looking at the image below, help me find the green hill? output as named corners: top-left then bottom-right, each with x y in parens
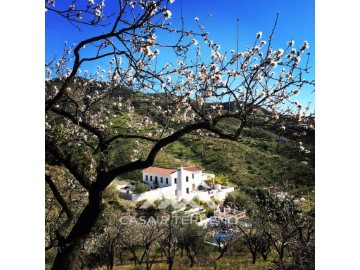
top-left (108, 89), bottom-right (315, 192)
top-left (46, 80), bottom-right (315, 193)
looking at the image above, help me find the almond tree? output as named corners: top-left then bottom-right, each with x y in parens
top-left (45, 0), bottom-right (314, 269)
top-left (178, 222), bottom-right (209, 267)
top-left (236, 218), bottom-right (271, 264)
top-left (138, 221), bottom-right (164, 270)
top-left (158, 213), bottom-right (181, 270)
top-left (116, 219), bottom-right (143, 266)
top-left (247, 188), bottom-right (315, 270)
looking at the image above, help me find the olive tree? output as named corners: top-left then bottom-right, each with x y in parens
top-left (45, 0), bottom-right (314, 269)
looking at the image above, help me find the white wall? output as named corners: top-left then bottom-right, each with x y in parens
top-left (142, 168), bottom-right (206, 195)
top-left (121, 185), bottom-right (234, 203)
top-left (135, 186), bottom-right (177, 201)
top-left (143, 172), bottom-right (177, 188)
top-left (177, 168), bottom-right (203, 196)
top-left (136, 167), bottom-right (235, 203)
top-left (172, 186), bottom-right (234, 202)
top-left (192, 170), bottom-right (203, 187)
top-left (119, 191), bottom-right (136, 200)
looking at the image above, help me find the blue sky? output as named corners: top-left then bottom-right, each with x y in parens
top-left (46, 0), bottom-right (315, 111)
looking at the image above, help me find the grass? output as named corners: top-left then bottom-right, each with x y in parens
top-left (91, 252), bottom-right (276, 270)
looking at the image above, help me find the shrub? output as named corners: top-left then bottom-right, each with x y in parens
top-left (133, 182), bottom-right (149, 194)
top-left (205, 207), bottom-right (214, 217)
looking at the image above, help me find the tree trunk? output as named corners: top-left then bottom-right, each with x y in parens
top-left (251, 251), bottom-right (257, 264)
top-left (189, 257), bottom-right (195, 267)
top-left (186, 249), bottom-right (196, 267)
top-left (52, 190), bottom-right (103, 270)
top-left (261, 253), bottom-right (268, 261)
top-left (278, 245), bottom-right (285, 270)
top-left (130, 248), bottom-right (139, 265)
top-left (168, 259), bottom-right (174, 270)
top-left (118, 250), bottom-right (123, 265)
top-left (108, 242), bottom-right (115, 270)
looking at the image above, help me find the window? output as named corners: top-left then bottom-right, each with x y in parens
top-left (150, 176), bottom-right (152, 181)
top-left (174, 178), bottom-right (177, 184)
top-left (186, 187), bottom-right (189, 193)
top-left (192, 173), bottom-right (194, 179)
top-left (146, 175), bottom-right (148, 181)
top-left (166, 178), bottom-right (168, 184)
top-left (161, 177), bottom-right (163, 183)
top-left (186, 176), bottom-right (189, 182)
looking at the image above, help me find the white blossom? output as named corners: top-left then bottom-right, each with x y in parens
top-left (270, 61), bottom-right (278, 67)
top-left (128, 77), bottom-right (135, 84)
top-left (163, 10), bottom-right (172, 20)
top-left (166, 76), bottom-right (172, 84)
top-left (301, 41), bottom-right (309, 51)
top-left (277, 49), bottom-right (284, 56)
top-left (94, 8), bottom-right (101, 17)
top-left (293, 56), bottom-right (301, 63)
top-left (288, 39), bottom-right (295, 46)
top-left (144, 46), bottom-right (152, 56)
top-left (227, 69), bottom-right (235, 76)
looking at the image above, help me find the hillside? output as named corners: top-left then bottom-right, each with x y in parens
top-left (107, 89), bottom-right (315, 193)
top-left (46, 79), bottom-right (315, 193)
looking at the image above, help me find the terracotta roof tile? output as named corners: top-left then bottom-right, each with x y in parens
top-left (183, 166), bottom-right (202, 172)
top-left (142, 166), bottom-right (177, 175)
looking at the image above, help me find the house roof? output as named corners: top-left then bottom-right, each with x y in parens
top-left (183, 166), bottom-right (202, 172)
top-left (142, 166), bottom-right (177, 175)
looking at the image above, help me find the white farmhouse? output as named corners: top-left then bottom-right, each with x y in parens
top-left (118, 165), bottom-right (234, 202)
top-left (142, 166), bottom-right (214, 197)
